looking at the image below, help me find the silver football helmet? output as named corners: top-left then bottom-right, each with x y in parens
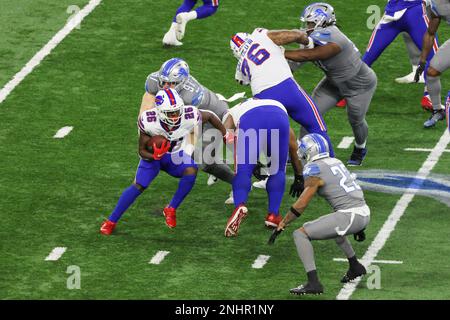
top-left (158, 58), bottom-right (190, 91)
top-left (297, 133), bottom-right (330, 164)
top-left (300, 2), bottom-right (336, 32)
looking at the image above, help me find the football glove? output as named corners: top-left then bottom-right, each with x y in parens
top-left (253, 162), bottom-right (268, 181)
top-left (289, 175), bottom-right (304, 198)
top-left (223, 131), bottom-right (235, 144)
top-left (153, 140), bottom-right (171, 160)
top-left (414, 61), bottom-right (426, 83)
top-left (353, 228), bottom-right (366, 242)
top-left (268, 228), bottom-right (284, 245)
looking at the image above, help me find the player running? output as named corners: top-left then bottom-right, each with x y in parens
top-left (268, 133), bottom-right (370, 295)
top-left (222, 98), bottom-right (304, 235)
top-left (163, 0), bottom-right (220, 46)
top-left (415, 0), bottom-right (450, 128)
top-left (142, 58), bottom-right (235, 204)
top-left (284, 2), bottom-right (377, 166)
top-left (100, 88), bottom-right (232, 235)
top-left (229, 28), bottom-right (335, 158)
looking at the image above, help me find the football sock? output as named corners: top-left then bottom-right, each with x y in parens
top-left (108, 184), bottom-right (142, 223)
top-left (348, 255), bottom-right (360, 269)
top-left (195, 5), bottom-right (217, 19)
top-left (172, 0), bottom-right (196, 22)
top-left (232, 169), bottom-right (252, 207)
top-left (427, 75), bottom-right (443, 111)
top-left (354, 140), bottom-right (367, 149)
top-left (266, 171), bottom-right (285, 214)
top-left (335, 236), bottom-right (356, 259)
top-left (202, 163), bottom-right (234, 184)
top-left (306, 270), bottom-right (320, 284)
top-left (293, 229), bottom-right (316, 273)
top-left (169, 174), bottom-right (196, 208)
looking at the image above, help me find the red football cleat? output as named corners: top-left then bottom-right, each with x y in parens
top-left (100, 220), bottom-right (116, 235)
top-left (265, 213), bottom-right (282, 228)
top-left (421, 95), bottom-right (433, 112)
top-left (336, 99), bottom-right (347, 108)
top-left (225, 205), bottom-right (249, 237)
top-left (163, 206), bottom-right (177, 228)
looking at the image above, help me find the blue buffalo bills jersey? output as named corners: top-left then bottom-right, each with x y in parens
top-left (385, 0), bottom-right (423, 14)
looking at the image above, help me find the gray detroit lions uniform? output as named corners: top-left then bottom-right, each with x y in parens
top-left (429, 0), bottom-right (450, 73)
top-left (299, 26), bottom-right (377, 146)
top-left (145, 72), bottom-right (234, 183)
top-left (302, 157), bottom-right (370, 240)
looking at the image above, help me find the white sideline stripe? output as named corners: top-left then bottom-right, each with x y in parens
top-left (54, 126), bottom-right (74, 138)
top-left (0, 0), bottom-right (103, 104)
top-left (217, 92), bottom-right (246, 103)
top-left (149, 251), bottom-right (170, 265)
top-left (333, 258), bottom-right (403, 265)
top-left (404, 148), bottom-right (450, 153)
top-left (252, 255), bottom-right (270, 269)
top-left (337, 136), bottom-right (354, 149)
top-left (45, 247), bottom-right (67, 261)
top-left (337, 130), bottom-right (450, 300)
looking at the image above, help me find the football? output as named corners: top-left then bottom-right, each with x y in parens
top-left (147, 135), bottom-right (169, 152)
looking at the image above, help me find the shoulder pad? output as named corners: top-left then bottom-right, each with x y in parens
top-left (191, 89), bottom-right (205, 106)
top-left (303, 163), bottom-right (321, 178)
top-left (310, 30), bottom-right (331, 45)
top-left (145, 73), bottom-right (159, 94)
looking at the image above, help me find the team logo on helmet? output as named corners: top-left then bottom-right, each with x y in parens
top-left (155, 95), bottom-right (164, 106)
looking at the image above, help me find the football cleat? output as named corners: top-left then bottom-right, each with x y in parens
top-left (207, 174), bottom-right (218, 186)
top-left (336, 98), bottom-right (347, 108)
top-left (162, 28), bottom-right (183, 47)
top-left (175, 12), bottom-right (191, 41)
top-left (341, 262), bottom-right (367, 283)
top-left (265, 213), bottom-right (282, 228)
top-left (421, 95), bottom-right (434, 112)
top-left (163, 206), bottom-right (177, 228)
top-left (252, 177), bottom-right (268, 189)
top-left (395, 66), bottom-right (425, 84)
top-left (100, 220), bottom-right (116, 235)
top-left (225, 205), bottom-right (248, 237)
top-left (347, 146), bottom-right (367, 166)
top-left (424, 109), bottom-right (446, 128)
top-left (289, 282), bottom-right (324, 295)
top-left (224, 191), bottom-right (234, 205)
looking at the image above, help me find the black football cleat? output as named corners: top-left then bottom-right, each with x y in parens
top-left (347, 146), bottom-right (367, 166)
top-left (289, 282), bottom-right (324, 295)
top-left (341, 263), bottom-right (367, 283)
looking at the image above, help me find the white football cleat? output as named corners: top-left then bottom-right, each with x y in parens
top-left (224, 191), bottom-right (234, 205)
top-left (162, 25), bottom-right (183, 47)
top-left (395, 66), bottom-right (424, 84)
top-left (175, 12), bottom-right (195, 41)
top-left (252, 177), bottom-right (268, 189)
top-left (207, 174), bottom-right (218, 186)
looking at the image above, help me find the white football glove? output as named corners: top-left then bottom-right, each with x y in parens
top-left (235, 68), bottom-right (250, 86)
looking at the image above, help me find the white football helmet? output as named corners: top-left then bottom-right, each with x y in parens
top-left (230, 32), bottom-right (249, 59)
top-left (298, 133), bottom-right (330, 164)
top-left (154, 88), bottom-right (185, 126)
top-left (300, 2), bottom-right (336, 32)
top-left (158, 58), bottom-right (190, 91)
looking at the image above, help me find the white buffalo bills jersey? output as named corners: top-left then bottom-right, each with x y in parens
top-left (138, 106), bottom-right (201, 153)
top-left (235, 28), bottom-right (293, 95)
top-left (225, 98), bottom-right (287, 124)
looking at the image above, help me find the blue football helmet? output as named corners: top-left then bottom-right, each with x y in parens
top-left (158, 58), bottom-right (190, 91)
top-left (298, 133), bottom-right (330, 164)
top-left (300, 2), bottom-right (336, 32)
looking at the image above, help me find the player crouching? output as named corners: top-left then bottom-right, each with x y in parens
top-left (100, 88), bottom-right (231, 235)
top-left (268, 133), bottom-right (369, 295)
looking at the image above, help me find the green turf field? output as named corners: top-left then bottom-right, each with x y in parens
top-left (1, 0), bottom-right (449, 300)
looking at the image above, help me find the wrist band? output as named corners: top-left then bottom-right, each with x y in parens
top-left (290, 206), bottom-right (301, 217)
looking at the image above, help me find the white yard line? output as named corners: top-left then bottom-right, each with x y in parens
top-left (54, 126), bottom-right (74, 138)
top-left (0, 0), bottom-right (103, 104)
top-left (404, 148), bottom-right (450, 153)
top-left (337, 136), bottom-right (354, 149)
top-left (333, 258), bottom-right (403, 265)
top-left (251, 255), bottom-right (271, 269)
top-left (337, 129), bottom-right (450, 300)
top-left (149, 251), bottom-right (170, 265)
top-left (45, 247), bottom-right (67, 261)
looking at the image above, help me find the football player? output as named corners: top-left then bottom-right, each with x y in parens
top-left (359, 0), bottom-right (439, 111)
top-left (100, 88), bottom-right (232, 235)
top-left (222, 98), bottom-right (304, 235)
top-left (284, 2), bottom-right (377, 166)
top-left (162, 0), bottom-right (219, 46)
top-left (229, 29), bottom-right (335, 158)
top-left (415, 0), bottom-right (450, 128)
top-left (142, 58), bottom-right (235, 204)
top-left (269, 133), bottom-right (370, 295)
